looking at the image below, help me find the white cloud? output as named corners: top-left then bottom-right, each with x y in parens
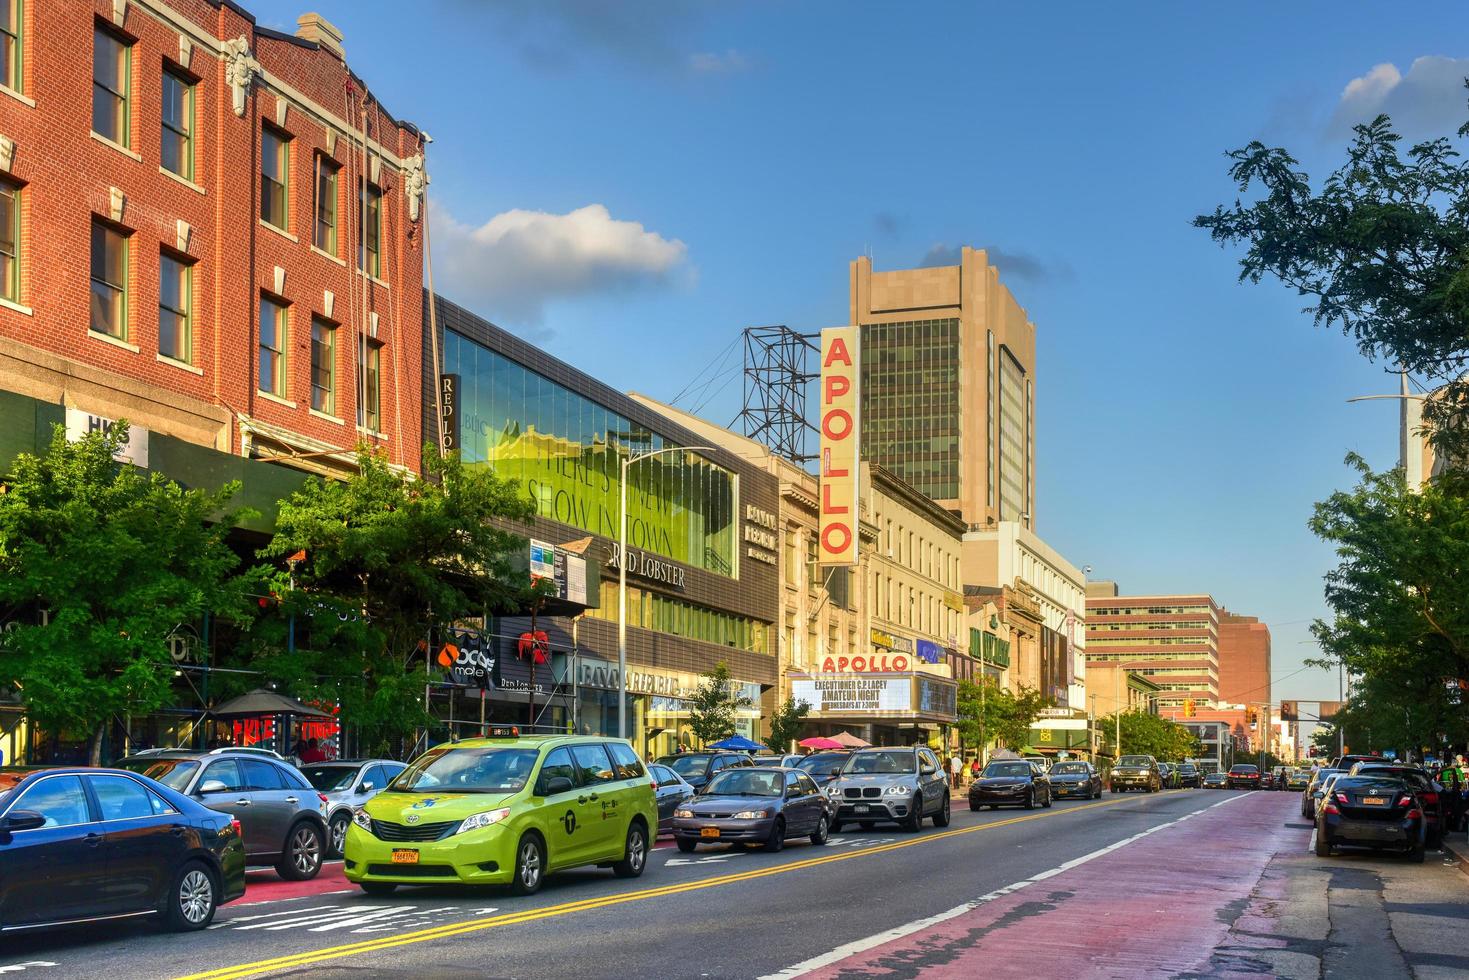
top-left (431, 203), bottom-right (689, 327)
top-left (1330, 56), bottom-right (1469, 137)
top-left (689, 49), bottom-right (750, 74)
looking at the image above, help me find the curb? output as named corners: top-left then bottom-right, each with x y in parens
top-left (1443, 834), bottom-right (1469, 878)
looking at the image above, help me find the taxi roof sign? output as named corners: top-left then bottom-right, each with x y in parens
top-left (486, 725), bottom-right (521, 738)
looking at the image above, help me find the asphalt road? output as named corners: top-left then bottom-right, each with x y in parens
top-left (1, 787), bottom-right (1252, 980)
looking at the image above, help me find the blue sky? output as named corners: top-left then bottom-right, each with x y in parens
top-left (255, 1), bottom-right (1468, 707)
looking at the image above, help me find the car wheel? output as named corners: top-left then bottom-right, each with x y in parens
top-left (676, 838), bottom-right (697, 853)
top-left (161, 861), bottom-right (217, 932)
top-left (1024, 790), bottom-right (1035, 810)
top-left (1315, 830), bottom-right (1332, 858)
top-left (511, 834), bottom-right (546, 895)
top-left (811, 814), bottom-right (830, 846)
top-left (359, 881), bottom-right (398, 896)
top-left (933, 794), bottom-right (951, 827)
top-left (276, 822), bottom-right (324, 881)
top-left (1042, 790), bottom-right (1052, 808)
top-left (763, 817), bottom-right (786, 852)
top-left (328, 813), bottom-right (350, 858)
top-left (969, 802), bottom-right (980, 812)
top-left (613, 822), bottom-right (647, 878)
top-left (904, 795), bottom-right (923, 832)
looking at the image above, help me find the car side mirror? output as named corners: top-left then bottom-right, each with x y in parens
top-left (540, 776), bottom-right (574, 796)
top-left (920, 765), bottom-right (935, 775)
top-left (360, 782), bottom-right (375, 793)
top-left (1, 809), bottom-right (46, 833)
top-left (197, 779), bottom-right (229, 795)
top-left (786, 786), bottom-right (802, 799)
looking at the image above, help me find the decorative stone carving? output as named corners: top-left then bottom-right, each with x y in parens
top-left (178, 35), bottom-right (192, 69)
top-left (176, 219), bottom-right (191, 253)
top-left (0, 135), bottom-right (14, 173)
top-left (323, 290), bottom-right (335, 319)
top-left (223, 36), bottom-right (260, 118)
top-left (273, 266), bottom-right (286, 295)
top-left (404, 153), bottom-right (428, 223)
top-left (109, 187), bottom-right (125, 223)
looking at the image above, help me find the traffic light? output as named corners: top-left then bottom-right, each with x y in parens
top-left (1183, 699), bottom-right (1195, 718)
top-left (1246, 707), bottom-right (1257, 729)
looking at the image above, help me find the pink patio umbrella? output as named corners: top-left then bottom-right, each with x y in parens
top-left (798, 736), bottom-right (844, 750)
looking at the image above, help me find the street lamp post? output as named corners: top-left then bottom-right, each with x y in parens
top-left (618, 445), bottom-right (717, 741)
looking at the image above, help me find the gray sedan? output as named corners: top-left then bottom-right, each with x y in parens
top-left (299, 760), bottom-right (406, 856)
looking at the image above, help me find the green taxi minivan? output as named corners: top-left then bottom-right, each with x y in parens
top-left (344, 729), bottom-right (658, 895)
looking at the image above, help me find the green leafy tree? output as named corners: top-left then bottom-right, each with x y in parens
top-left (1098, 711), bottom-right (1201, 762)
top-left (248, 448), bottom-right (534, 756)
top-left (764, 696), bottom-right (810, 754)
top-left (0, 424), bottom-right (244, 765)
top-left (687, 661), bottom-right (754, 746)
top-left (956, 677), bottom-right (1051, 753)
top-left (1195, 107), bottom-right (1469, 462)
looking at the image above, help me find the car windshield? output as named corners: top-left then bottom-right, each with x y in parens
top-left (985, 762), bottom-right (1032, 778)
top-left (705, 770), bottom-right (783, 797)
top-left (1050, 763), bottom-right (1087, 775)
top-left (660, 755), bottom-right (712, 777)
top-left (116, 758), bottom-right (199, 792)
top-left (391, 747), bottom-right (539, 793)
top-left (841, 751), bottom-right (916, 775)
top-left (301, 765), bottom-right (360, 792)
top-left (1118, 756), bottom-right (1152, 767)
top-left (797, 754), bottom-right (847, 775)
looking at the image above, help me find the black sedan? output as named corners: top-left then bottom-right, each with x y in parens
top-left (970, 760), bottom-right (1052, 810)
top-left (671, 767), bottom-right (832, 853)
top-left (1176, 763), bottom-right (1202, 788)
top-left (1227, 764), bottom-right (1261, 790)
top-left (1047, 761), bottom-right (1102, 800)
top-left (0, 767), bottom-right (246, 933)
top-left (1203, 772), bottom-right (1229, 789)
top-left (1316, 775), bottom-right (1425, 862)
top-left (795, 751), bottom-right (851, 787)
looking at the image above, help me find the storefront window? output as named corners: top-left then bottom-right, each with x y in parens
top-left (586, 582), bottom-right (769, 654)
top-left (447, 331), bottom-right (737, 576)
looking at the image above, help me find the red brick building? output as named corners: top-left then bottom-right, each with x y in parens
top-left (1217, 610), bottom-right (1272, 718)
top-left (0, 0), bottom-right (427, 476)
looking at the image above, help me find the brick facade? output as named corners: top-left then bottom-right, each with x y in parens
top-left (0, 0), bottom-right (425, 475)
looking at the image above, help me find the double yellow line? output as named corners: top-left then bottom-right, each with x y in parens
top-left (180, 792), bottom-right (1171, 980)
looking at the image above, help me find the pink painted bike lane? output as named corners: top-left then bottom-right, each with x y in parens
top-left (798, 792), bottom-right (1305, 980)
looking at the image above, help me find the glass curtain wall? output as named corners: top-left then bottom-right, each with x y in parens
top-left (445, 330), bottom-right (737, 576)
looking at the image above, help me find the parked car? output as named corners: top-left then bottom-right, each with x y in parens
top-left (825, 746), bottom-right (951, 832)
top-left (117, 749), bottom-right (330, 880)
top-left (1259, 770), bottom-right (1277, 790)
top-left (1203, 771), bottom-right (1229, 789)
top-left (1047, 761), bottom-right (1102, 800)
top-left (1176, 763), bottom-right (1202, 788)
top-left (346, 729), bottom-right (657, 896)
top-left (0, 767), bottom-right (246, 932)
top-left (672, 767), bottom-right (832, 852)
top-left (1328, 754), bottom-right (1385, 771)
top-left (971, 759), bottom-right (1053, 810)
top-left (750, 754), bottom-right (804, 768)
top-left (795, 751), bottom-right (851, 787)
top-left (1227, 764), bottom-right (1262, 790)
top-left (1350, 764), bottom-right (1444, 849)
top-left (1286, 769), bottom-right (1311, 792)
top-left (299, 759), bottom-right (407, 857)
top-left (1159, 763), bottom-right (1182, 789)
top-left (1303, 768), bottom-right (1342, 818)
top-left (1110, 755), bottom-right (1162, 793)
top-left (1315, 774), bottom-right (1425, 862)
top-left (648, 763), bottom-right (696, 834)
top-left (653, 751), bottom-right (755, 793)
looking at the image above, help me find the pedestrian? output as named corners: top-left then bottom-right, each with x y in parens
top-left (950, 753), bottom-right (963, 790)
top-left (971, 758), bottom-right (982, 780)
top-left (298, 737), bottom-right (327, 764)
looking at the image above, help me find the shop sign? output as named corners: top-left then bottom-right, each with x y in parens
top-left (916, 676), bottom-right (957, 718)
top-left (529, 539), bottom-right (588, 605)
top-left (438, 626), bottom-right (499, 689)
top-left (742, 504), bottom-right (778, 566)
top-left (439, 374), bottom-right (460, 452)
top-left (870, 628), bottom-right (914, 654)
top-left (915, 639), bottom-right (943, 664)
top-left (792, 676), bottom-right (911, 714)
top-left (607, 543), bottom-right (686, 590)
top-left (817, 327), bottom-right (860, 566)
top-left (820, 653), bottom-right (910, 672)
top-left (65, 408), bottom-right (148, 467)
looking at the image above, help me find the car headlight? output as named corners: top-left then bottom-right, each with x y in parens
top-left (885, 784), bottom-right (911, 796)
top-left (456, 807), bottom-right (512, 835)
top-left (733, 809), bottom-right (770, 820)
top-left (827, 786), bottom-right (842, 798)
top-left (674, 808), bottom-right (694, 819)
top-left (352, 807), bottom-right (372, 832)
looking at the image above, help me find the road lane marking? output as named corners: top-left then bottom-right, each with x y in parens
top-left (760, 791), bottom-right (1252, 979)
top-left (177, 790), bottom-right (1203, 980)
top-left (0, 964), bottom-right (57, 975)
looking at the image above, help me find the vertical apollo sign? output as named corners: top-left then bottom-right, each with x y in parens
top-left (819, 327), bottom-right (860, 565)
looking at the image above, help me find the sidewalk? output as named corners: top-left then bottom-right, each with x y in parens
top-left (798, 793), bottom-right (1469, 979)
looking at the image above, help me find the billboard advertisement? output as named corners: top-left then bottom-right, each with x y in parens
top-left (818, 326), bottom-right (860, 565)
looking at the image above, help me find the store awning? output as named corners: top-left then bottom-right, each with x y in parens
top-left (207, 689), bottom-right (331, 719)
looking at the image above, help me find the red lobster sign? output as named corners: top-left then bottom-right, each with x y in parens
top-left (517, 630), bottom-right (550, 665)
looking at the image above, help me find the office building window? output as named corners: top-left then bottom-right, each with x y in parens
top-left (313, 156), bottom-right (337, 253)
top-left (310, 318), bottom-right (335, 414)
top-left (260, 127), bottom-right (290, 230)
top-left (359, 181), bottom-right (381, 277)
top-left (93, 27), bottom-right (130, 145)
top-left (0, 179), bottom-right (17, 303)
top-left (158, 253), bottom-right (190, 363)
top-left (859, 318), bottom-right (960, 500)
top-left (1, 0), bottom-right (20, 92)
top-left (998, 346), bottom-right (1026, 522)
top-left (358, 337), bottom-right (380, 431)
top-left (258, 296), bottom-right (287, 396)
top-left (89, 219), bottom-right (127, 339)
top-left (161, 68), bottom-right (193, 179)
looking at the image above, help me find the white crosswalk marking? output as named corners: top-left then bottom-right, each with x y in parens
top-left (233, 907), bottom-right (390, 931)
top-left (0, 964), bottom-right (58, 975)
top-left (305, 907), bottom-right (418, 932)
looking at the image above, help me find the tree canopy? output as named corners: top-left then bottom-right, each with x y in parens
top-left (1097, 710), bottom-right (1201, 762)
top-left (764, 695), bottom-right (810, 754)
top-left (955, 677), bottom-right (1051, 753)
top-left (687, 661), bottom-right (753, 745)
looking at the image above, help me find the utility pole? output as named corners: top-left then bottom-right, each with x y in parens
top-left (1347, 368), bottom-right (1427, 490)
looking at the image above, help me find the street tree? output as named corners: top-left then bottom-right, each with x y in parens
top-left (687, 661), bottom-right (754, 746)
top-left (764, 696), bottom-right (810, 754)
top-left (247, 448), bottom-right (534, 757)
top-left (0, 424), bottom-right (244, 765)
top-left (955, 678), bottom-right (1051, 754)
top-left (1098, 711), bottom-right (1201, 762)
top-left (1195, 106), bottom-right (1469, 461)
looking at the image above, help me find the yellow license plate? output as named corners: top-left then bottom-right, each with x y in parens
top-left (700, 827), bottom-right (721, 839)
top-left (391, 849), bottom-right (420, 864)
top-left (1363, 797), bottom-right (1385, 806)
